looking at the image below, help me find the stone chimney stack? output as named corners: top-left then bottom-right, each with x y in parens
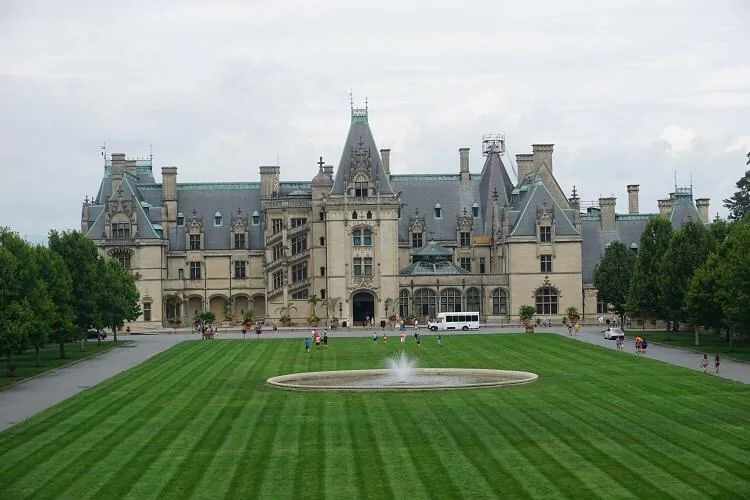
top-left (568, 187), bottom-right (581, 231)
top-left (110, 153), bottom-right (125, 193)
top-left (658, 199), bottom-right (673, 218)
top-left (695, 198), bottom-right (710, 223)
top-left (161, 166), bottom-right (178, 227)
top-left (599, 197), bottom-right (617, 231)
top-left (532, 144), bottom-right (554, 173)
top-left (515, 154), bottom-right (534, 185)
top-left (124, 158), bottom-right (137, 176)
top-left (459, 148), bottom-right (470, 183)
top-left (259, 165), bottom-right (280, 199)
top-left (380, 149), bottom-right (391, 176)
top-left (627, 184), bottom-right (640, 214)
top-left (81, 197), bottom-right (90, 233)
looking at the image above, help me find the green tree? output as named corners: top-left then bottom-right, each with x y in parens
top-left (685, 252), bottom-right (725, 346)
top-left (48, 230), bottom-right (101, 351)
top-left (716, 219), bottom-right (750, 349)
top-left (98, 258), bottom-right (141, 343)
top-left (658, 220), bottom-right (711, 337)
top-left (307, 294), bottom-right (321, 317)
top-left (627, 217), bottom-right (673, 323)
top-left (722, 169), bottom-right (750, 221)
top-left (33, 245), bottom-right (75, 360)
top-left (594, 241), bottom-right (636, 327)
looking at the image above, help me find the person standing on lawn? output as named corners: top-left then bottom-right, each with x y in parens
top-left (701, 354), bottom-right (709, 374)
top-left (714, 354), bottom-right (720, 374)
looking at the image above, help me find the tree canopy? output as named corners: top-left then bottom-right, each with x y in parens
top-left (722, 168), bottom-right (750, 222)
top-left (594, 241), bottom-right (636, 323)
top-left (627, 217), bottom-right (673, 320)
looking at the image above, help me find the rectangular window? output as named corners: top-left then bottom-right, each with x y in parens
top-left (116, 254), bottom-right (131, 270)
top-left (291, 217), bottom-right (307, 228)
top-left (319, 211), bottom-right (324, 221)
top-left (291, 289), bottom-right (308, 300)
top-left (479, 257), bottom-right (486, 274)
top-left (434, 207), bottom-right (442, 218)
top-left (176, 215), bottom-right (185, 226)
top-left (178, 268), bottom-right (184, 280)
top-left (353, 257), bottom-right (362, 276)
top-left (234, 233), bottom-right (246, 249)
top-left (189, 234), bottom-right (201, 250)
top-left (355, 182), bottom-right (368, 197)
top-left (364, 257), bottom-right (373, 275)
top-left (291, 262), bottom-right (308, 283)
top-left (353, 230), bottom-right (361, 246)
top-left (472, 205), bottom-right (479, 218)
top-left (111, 223), bottom-right (130, 239)
top-left (320, 237), bottom-right (325, 246)
top-left (252, 214), bottom-right (260, 225)
top-left (364, 230), bottom-right (372, 246)
top-left (597, 300), bottom-right (608, 314)
top-left (234, 261), bottom-right (246, 279)
top-left (272, 218), bottom-right (283, 234)
top-left (411, 233), bottom-right (423, 248)
top-left (540, 226), bottom-right (552, 243)
top-left (273, 244), bottom-right (284, 260)
top-left (460, 257), bottom-right (471, 272)
top-left (291, 235), bottom-right (307, 255)
top-left (143, 303), bottom-right (151, 321)
top-left (189, 261), bottom-right (201, 280)
top-left (540, 255), bottom-right (552, 273)
top-left (460, 232), bottom-right (471, 247)
top-left (272, 270), bottom-right (284, 289)
top-left (320, 266), bottom-right (326, 276)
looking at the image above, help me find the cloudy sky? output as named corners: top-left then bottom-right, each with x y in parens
top-left (1, 0), bottom-right (748, 242)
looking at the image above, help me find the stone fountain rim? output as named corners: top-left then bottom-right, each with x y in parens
top-left (266, 368), bottom-right (539, 392)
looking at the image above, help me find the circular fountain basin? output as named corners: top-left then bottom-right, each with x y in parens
top-left (266, 368), bottom-right (538, 392)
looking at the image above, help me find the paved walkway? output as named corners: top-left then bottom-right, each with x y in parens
top-left (1, 326), bottom-right (748, 433)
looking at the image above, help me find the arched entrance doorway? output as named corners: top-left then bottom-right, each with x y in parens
top-left (353, 292), bottom-right (375, 326)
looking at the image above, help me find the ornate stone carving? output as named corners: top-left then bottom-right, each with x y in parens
top-left (231, 210), bottom-right (249, 232)
top-left (352, 275), bottom-right (374, 289)
top-left (536, 201), bottom-right (554, 225)
top-left (187, 211), bottom-right (204, 233)
top-left (457, 207), bottom-right (473, 232)
top-left (408, 211), bottom-right (426, 234)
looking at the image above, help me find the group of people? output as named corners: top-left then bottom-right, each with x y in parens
top-left (372, 330), bottom-right (440, 346)
top-left (567, 322), bottom-right (581, 336)
top-left (701, 354), bottom-right (720, 374)
top-left (634, 336), bottom-right (648, 354)
top-left (304, 328), bottom-right (328, 352)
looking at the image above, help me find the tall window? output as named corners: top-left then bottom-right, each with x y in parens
top-left (320, 266), bottom-right (326, 277)
top-left (234, 261), bottom-right (246, 279)
top-left (472, 203), bottom-right (479, 218)
top-left (355, 182), bottom-right (368, 197)
top-left (540, 226), bottom-right (552, 243)
top-left (291, 217), bottom-right (307, 227)
top-left (479, 257), bottom-right (486, 274)
top-left (272, 244), bottom-right (284, 260)
top-left (492, 289), bottom-right (508, 315)
top-left (366, 211), bottom-right (372, 219)
top-left (234, 233), bottom-right (246, 249)
top-left (272, 218), bottom-right (283, 234)
top-left (291, 262), bottom-right (308, 283)
top-left (466, 288), bottom-right (480, 313)
top-left (352, 211), bottom-right (358, 219)
top-left (364, 229), bottom-right (372, 246)
top-left (319, 211), bottom-right (324, 221)
top-left (113, 251), bottom-right (131, 269)
top-left (353, 230), bottom-right (361, 246)
top-left (112, 223), bottom-right (130, 239)
top-left (535, 286), bottom-right (558, 315)
top-left (411, 232), bottom-right (423, 248)
top-left (143, 302), bottom-right (151, 321)
top-left (320, 289), bottom-right (326, 299)
top-left (540, 255), bottom-right (552, 273)
top-left (272, 270), bottom-right (284, 289)
top-left (434, 204), bottom-right (442, 219)
top-left (364, 257), bottom-right (373, 276)
top-left (214, 212), bottom-right (223, 226)
top-left (440, 288), bottom-right (462, 312)
top-left (353, 257), bottom-right (362, 276)
top-left (414, 288), bottom-right (436, 319)
top-left (252, 211), bottom-right (260, 225)
top-left (460, 232), bottom-right (471, 247)
top-left (176, 213), bottom-right (185, 226)
top-left (320, 236), bottom-right (325, 246)
top-left (189, 262), bottom-right (201, 280)
top-left (291, 235), bottom-right (307, 255)
top-left (399, 289), bottom-right (410, 318)
top-left (189, 234), bottom-right (201, 250)
top-left (459, 257), bottom-right (471, 272)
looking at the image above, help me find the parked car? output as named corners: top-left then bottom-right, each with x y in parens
top-left (603, 327), bottom-right (624, 340)
top-left (86, 329), bottom-right (107, 340)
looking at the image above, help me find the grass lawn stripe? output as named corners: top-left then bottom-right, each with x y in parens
top-left (552, 382), bottom-right (735, 498)
top-left (570, 379), bottom-right (750, 492)
top-left (290, 394), bottom-right (326, 499)
top-left (322, 399), bottom-right (358, 498)
top-left (0, 342), bottom-right (197, 486)
top-left (344, 395), bottom-right (390, 499)
top-left (185, 341), bottom-right (276, 498)
top-left (133, 342), bottom-right (250, 499)
top-left (0, 343), bottom-right (188, 460)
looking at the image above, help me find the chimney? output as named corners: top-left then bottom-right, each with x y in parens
top-left (459, 148), bottom-right (470, 183)
top-left (695, 198), bottom-right (710, 224)
top-left (380, 149), bottom-right (391, 176)
top-left (161, 166), bottom-right (178, 225)
top-left (627, 184), bottom-right (640, 214)
top-left (124, 159), bottom-right (137, 176)
top-left (568, 189), bottom-right (581, 231)
top-left (532, 144), bottom-right (554, 173)
top-left (515, 154), bottom-right (534, 185)
top-left (323, 164), bottom-right (334, 176)
top-left (658, 199), bottom-right (673, 218)
top-left (110, 153), bottom-right (125, 192)
top-left (81, 197), bottom-right (90, 233)
top-left (599, 197), bottom-right (616, 231)
top-left (259, 165), bottom-right (280, 199)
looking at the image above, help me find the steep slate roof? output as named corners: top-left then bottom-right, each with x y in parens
top-left (669, 192), bottom-right (702, 226)
top-left (85, 174), bottom-right (160, 240)
top-left (330, 108), bottom-right (394, 196)
top-left (477, 152), bottom-right (515, 233)
top-left (509, 181), bottom-right (579, 237)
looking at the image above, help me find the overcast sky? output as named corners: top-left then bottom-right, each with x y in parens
top-left (1, 0), bottom-right (748, 242)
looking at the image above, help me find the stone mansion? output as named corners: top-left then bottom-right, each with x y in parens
top-left (81, 106), bottom-right (711, 328)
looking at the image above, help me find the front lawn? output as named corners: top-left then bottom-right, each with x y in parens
top-left (0, 334), bottom-right (748, 499)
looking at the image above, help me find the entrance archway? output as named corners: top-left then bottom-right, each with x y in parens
top-left (353, 292), bottom-right (375, 326)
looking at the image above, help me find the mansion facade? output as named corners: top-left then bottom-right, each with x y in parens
top-left (81, 106), bottom-right (712, 328)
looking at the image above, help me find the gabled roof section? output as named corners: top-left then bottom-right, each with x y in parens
top-left (478, 152), bottom-right (514, 232)
top-left (510, 181), bottom-right (579, 237)
top-left (669, 189), bottom-right (702, 227)
top-left (330, 106), bottom-right (394, 196)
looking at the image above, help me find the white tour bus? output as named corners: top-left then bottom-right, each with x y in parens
top-left (428, 312), bottom-right (480, 331)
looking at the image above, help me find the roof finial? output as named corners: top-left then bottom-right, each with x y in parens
top-left (349, 89), bottom-right (353, 110)
top-left (463, 207), bottom-right (467, 216)
top-left (317, 156), bottom-right (325, 171)
top-left (492, 187), bottom-right (499, 201)
top-left (571, 185), bottom-right (578, 198)
top-left (237, 207), bottom-right (242, 215)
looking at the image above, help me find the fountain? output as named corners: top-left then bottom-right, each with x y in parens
top-left (266, 351), bottom-right (538, 392)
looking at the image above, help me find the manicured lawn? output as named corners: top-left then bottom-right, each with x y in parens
top-left (628, 330), bottom-right (750, 362)
top-left (1, 334), bottom-right (748, 499)
top-left (0, 341), bottom-right (124, 390)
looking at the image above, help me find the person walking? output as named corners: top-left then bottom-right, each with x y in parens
top-left (304, 337), bottom-right (310, 353)
top-left (436, 334), bottom-right (442, 346)
top-left (323, 331), bottom-right (328, 350)
top-left (714, 354), bottom-right (720, 374)
top-left (701, 354), bottom-right (709, 374)
top-left (373, 332), bottom-right (377, 343)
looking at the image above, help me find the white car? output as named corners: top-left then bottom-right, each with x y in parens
top-left (604, 327), bottom-right (625, 340)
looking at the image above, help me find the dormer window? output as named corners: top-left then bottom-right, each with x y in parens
top-left (472, 203), bottom-right (479, 218)
top-left (252, 211), bottom-right (260, 225)
top-left (176, 212), bottom-right (185, 226)
top-left (355, 182), bottom-right (368, 197)
top-left (434, 203), bottom-right (442, 219)
top-left (540, 225), bottom-right (552, 243)
top-left (214, 211), bottom-right (223, 227)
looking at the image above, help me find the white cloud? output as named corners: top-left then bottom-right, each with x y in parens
top-left (725, 136), bottom-right (750, 153)
top-left (659, 125), bottom-right (697, 156)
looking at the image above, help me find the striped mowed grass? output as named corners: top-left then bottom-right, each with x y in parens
top-left (0, 333), bottom-right (748, 500)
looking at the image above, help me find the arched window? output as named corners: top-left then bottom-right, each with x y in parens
top-left (399, 289), bottom-right (410, 318)
top-left (440, 288), bottom-right (462, 312)
top-left (214, 211), bottom-right (223, 227)
top-left (176, 212), bottom-right (185, 226)
top-left (535, 286), bottom-right (558, 315)
top-left (352, 229), bottom-right (361, 246)
top-left (434, 203), bottom-right (442, 219)
top-left (366, 210), bottom-right (372, 219)
top-left (492, 289), bottom-right (508, 315)
top-left (252, 211), bottom-right (260, 225)
top-left (413, 288), bottom-right (436, 319)
top-left (466, 287), bottom-right (480, 313)
top-left (352, 211), bottom-right (358, 220)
